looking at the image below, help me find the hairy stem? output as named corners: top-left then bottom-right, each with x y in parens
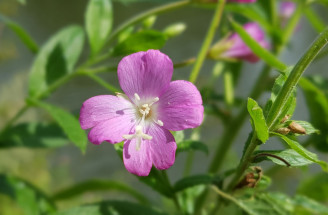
top-left (228, 27), bottom-right (328, 191)
top-left (189, 0), bottom-right (226, 83)
top-left (266, 27), bottom-right (328, 130)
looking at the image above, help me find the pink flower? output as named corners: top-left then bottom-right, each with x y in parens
top-left (221, 22), bottom-right (270, 63)
top-left (79, 50), bottom-right (204, 176)
top-left (279, 2), bottom-right (296, 20)
top-left (279, 2), bottom-right (297, 28)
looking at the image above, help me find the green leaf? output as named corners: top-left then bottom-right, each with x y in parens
top-left (247, 98), bottom-right (269, 143)
top-left (285, 120), bottom-right (319, 136)
top-left (176, 140), bottom-right (208, 155)
top-left (17, 0), bottom-right (26, 4)
top-left (292, 195), bottom-right (328, 215)
top-left (0, 14), bottom-right (38, 53)
top-left (51, 201), bottom-right (167, 215)
top-left (0, 174), bottom-right (55, 215)
top-left (52, 179), bottom-right (149, 204)
top-left (230, 19), bottom-right (287, 72)
top-left (86, 0), bottom-right (113, 56)
top-left (300, 77), bottom-right (328, 151)
top-left (225, 4), bottom-right (270, 32)
top-left (138, 169), bottom-right (174, 198)
top-left (113, 143), bottom-right (174, 198)
top-left (214, 188), bottom-right (328, 215)
top-left (32, 100), bottom-right (87, 152)
top-left (28, 26), bottom-right (84, 98)
top-left (272, 132), bottom-right (328, 171)
top-left (0, 122), bottom-right (68, 148)
top-left (112, 30), bottom-right (167, 56)
top-left (298, 172), bottom-right (328, 202)
top-left (172, 130), bottom-right (184, 143)
top-left (253, 149), bottom-right (313, 167)
top-left (264, 67), bottom-right (296, 124)
top-left (174, 174), bottom-right (221, 192)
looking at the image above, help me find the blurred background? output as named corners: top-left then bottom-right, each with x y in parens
top-left (0, 0), bottom-right (328, 213)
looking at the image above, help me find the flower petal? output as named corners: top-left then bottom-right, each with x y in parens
top-left (158, 80), bottom-right (204, 131)
top-left (222, 23), bottom-right (269, 63)
top-left (88, 113), bottom-right (136, 144)
top-left (148, 125), bottom-right (177, 170)
top-left (80, 95), bottom-right (134, 129)
top-left (123, 139), bottom-right (152, 176)
top-left (117, 50), bottom-right (173, 101)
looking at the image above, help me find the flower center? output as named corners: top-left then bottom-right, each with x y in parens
top-left (122, 93), bottom-right (163, 150)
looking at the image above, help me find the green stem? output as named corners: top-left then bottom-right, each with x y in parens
top-left (227, 27), bottom-right (328, 191)
top-left (224, 70), bottom-right (234, 106)
top-left (84, 73), bottom-right (120, 93)
top-left (161, 171), bottom-right (181, 212)
top-left (226, 133), bottom-right (259, 190)
top-left (208, 65), bottom-right (271, 173)
top-left (266, 27), bottom-right (328, 130)
top-left (0, 104), bottom-right (29, 134)
top-left (106, 0), bottom-right (191, 46)
top-left (189, 0), bottom-right (226, 83)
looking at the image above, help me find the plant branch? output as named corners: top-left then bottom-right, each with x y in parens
top-left (189, 0), bottom-right (226, 83)
top-left (106, 0), bottom-right (191, 47)
top-left (266, 27), bottom-right (328, 130)
top-left (208, 65), bottom-right (271, 173)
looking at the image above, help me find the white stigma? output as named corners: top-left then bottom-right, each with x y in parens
top-left (122, 93), bottom-right (162, 150)
top-left (122, 125), bottom-right (152, 150)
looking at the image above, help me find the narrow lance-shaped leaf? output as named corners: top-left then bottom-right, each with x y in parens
top-left (31, 100), bottom-right (88, 153)
top-left (0, 14), bottom-right (38, 53)
top-left (28, 26), bottom-right (84, 98)
top-left (52, 179), bottom-right (149, 204)
top-left (247, 98), bottom-right (269, 143)
top-left (112, 30), bottom-right (167, 57)
top-left (264, 67), bottom-right (297, 125)
top-left (51, 201), bottom-right (167, 215)
top-left (230, 19), bottom-right (287, 72)
top-left (176, 140), bottom-right (208, 155)
top-left (253, 149), bottom-right (313, 167)
top-left (284, 120), bottom-right (319, 136)
top-left (0, 122), bottom-right (68, 148)
top-left (213, 187), bottom-right (328, 215)
top-left (86, 0), bottom-right (113, 56)
top-left (225, 4), bottom-right (270, 32)
top-left (0, 174), bottom-right (56, 215)
top-left (272, 132), bottom-right (328, 171)
top-left (298, 172), bottom-right (328, 202)
top-left (174, 174), bottom-right (221, 192)
top-left (300, 77), bottom-right (328, 151)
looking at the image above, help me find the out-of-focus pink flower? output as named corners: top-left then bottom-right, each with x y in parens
top-left (220, 23), bottom-right (270, 63)
top-left (279, 1), bottom-right (297, 28)
top-left (280, 2), bottom-right (296, 20)
top-left (79, 50), bottom-right (204, 176)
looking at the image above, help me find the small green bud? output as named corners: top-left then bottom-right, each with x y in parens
top-left (163, 23), bottom-right (186, 38)
top-left (142, 15), bottom-right (157, 29)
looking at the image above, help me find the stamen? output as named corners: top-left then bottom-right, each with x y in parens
top-left (116, 92), bottom-right (129, 100)
top-left (149, 97), bottom-right (159, 106)
top-left (134, 93), bottom-right (141, 101)
top-left (154, 119), bottom-right (163, 126)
